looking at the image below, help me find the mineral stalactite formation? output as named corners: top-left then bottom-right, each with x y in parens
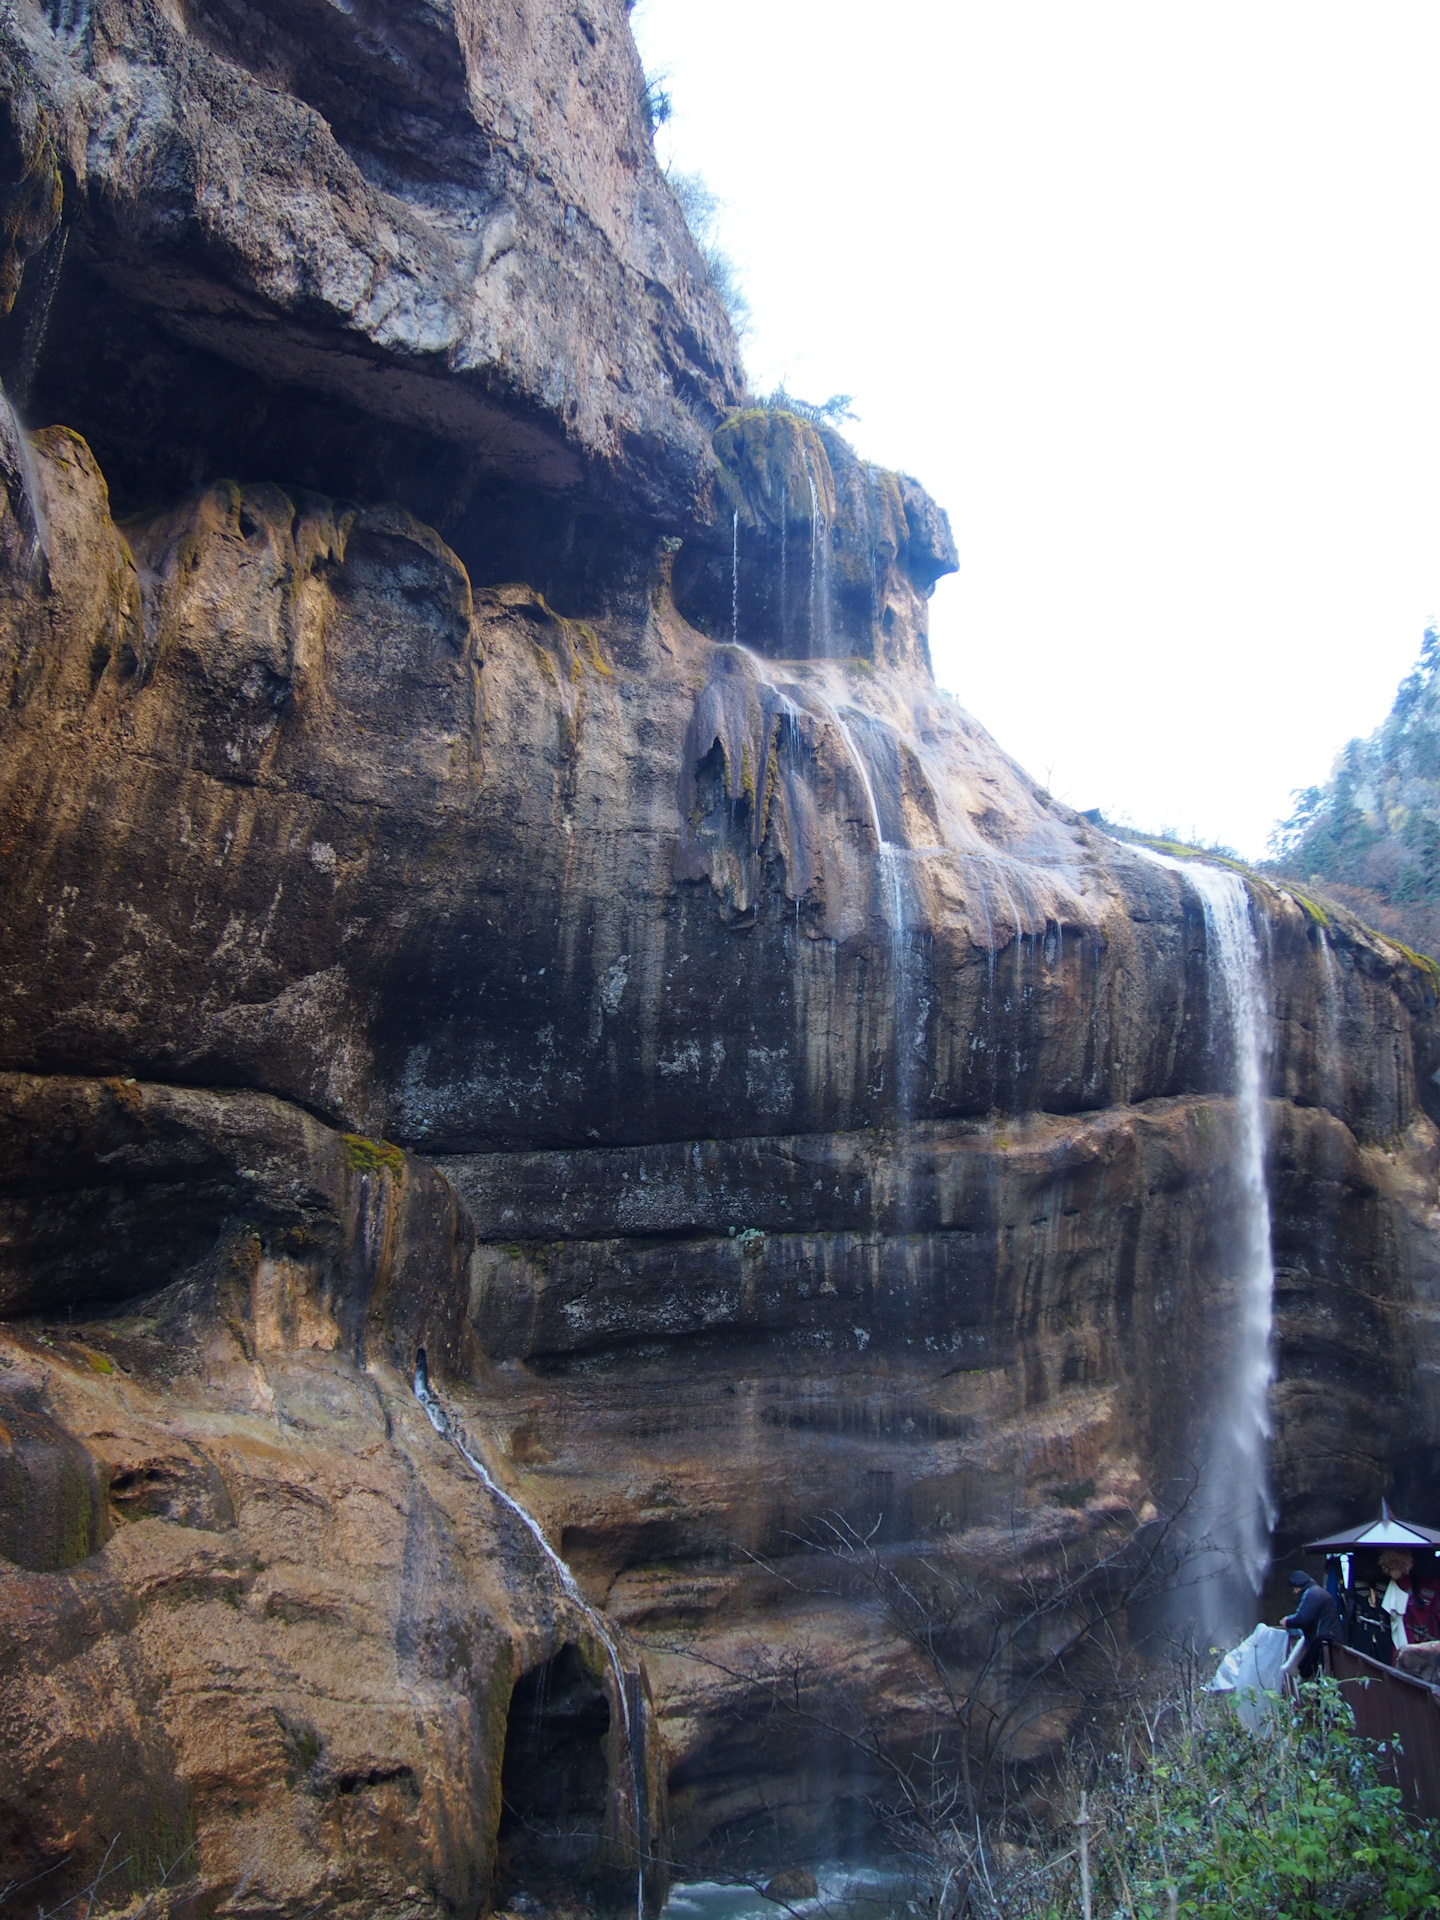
top-left (2, 1), bottom-right (1440, 1913)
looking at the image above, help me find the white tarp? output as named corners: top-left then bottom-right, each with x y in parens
top-left (1206, 1624), bottom-right (1291, 1731)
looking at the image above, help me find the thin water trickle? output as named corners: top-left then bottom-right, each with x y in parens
top-left (1141, 852), bottom-right (1276, 1617)
top-left (13, 224), bottom-right (67, 410)
top-left (413, 1355), bottom-right (648, 1916)
top-left (825, 704), bottom-right (886, 851)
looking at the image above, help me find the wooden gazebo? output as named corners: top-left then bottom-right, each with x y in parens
top-left (1300, 1501), bottom-right (1440, 1818)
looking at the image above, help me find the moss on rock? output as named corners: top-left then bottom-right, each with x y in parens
top-left (713, 409), bottom-right (835, 532)
top-left (340, 1133), bottom-right (406, 1179)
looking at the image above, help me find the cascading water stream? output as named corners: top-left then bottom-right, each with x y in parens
top-left (412, 1354), bottom-right (648, 1915)
top-left (1141, 852), bottom-right (1276, 1616)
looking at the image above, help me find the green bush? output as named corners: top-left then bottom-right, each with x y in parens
top-left (1015, 1676), bottom-right (1440, 1919)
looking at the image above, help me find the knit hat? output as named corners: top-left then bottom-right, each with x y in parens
top-left (1288, 1570), bottom-right (1314, 1587)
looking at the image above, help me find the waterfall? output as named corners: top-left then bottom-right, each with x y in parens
top-left (412, 1354), bottom-right (649, 1915)
top-left (862, 466), bottom-right (880, 641)
top-left (1317, 927), bottom-right (1344, 1096)
top-left (804, 454), bottom-right (820, 652)
top-left (731, 510), bottom-right (739, 645)
top-left (802, 447), bottom-right (831, 653)
top-left (1142, 853), bottom-right (1276, 1618)
top-left (779, 480), bottom-right (788, 651)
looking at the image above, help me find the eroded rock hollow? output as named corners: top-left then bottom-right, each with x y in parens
top-left (3, 0), bottom-right (1440, 1912)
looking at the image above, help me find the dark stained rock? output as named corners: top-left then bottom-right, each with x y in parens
top-left (0, 1069), bottom-right (478, 1371)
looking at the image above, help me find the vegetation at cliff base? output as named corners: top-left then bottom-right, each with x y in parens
top-left (993, 1675), bottom-right (1440, 1920)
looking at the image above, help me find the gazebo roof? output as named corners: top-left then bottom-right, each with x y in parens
top-left (1304, 1502), bottom-right (1440, 1553)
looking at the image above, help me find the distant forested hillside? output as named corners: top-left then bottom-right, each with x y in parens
top-left (1270, 624), bottom-right (1440, 959)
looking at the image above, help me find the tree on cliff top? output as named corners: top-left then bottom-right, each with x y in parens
top-left (1270, 621), bottom-right (1440, 959)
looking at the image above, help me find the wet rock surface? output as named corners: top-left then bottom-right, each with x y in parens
top-left (2, 0), bottom-right (1440, 1910)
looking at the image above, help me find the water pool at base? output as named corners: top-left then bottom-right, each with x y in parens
top-left (660, 1863), bottom-right (914, 1920)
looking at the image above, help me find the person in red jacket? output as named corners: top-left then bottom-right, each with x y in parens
top-left (1404, 1557), bottom-right (1440, 1644)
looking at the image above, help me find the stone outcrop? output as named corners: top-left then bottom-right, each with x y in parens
top-left (0, 0), bottom-right (744, 601)
top-left (3, 0), bottom-right (1440, 1913)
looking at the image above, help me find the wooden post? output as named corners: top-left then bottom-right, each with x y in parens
top-left (1076, 1790), bottom-right (1092, 1920)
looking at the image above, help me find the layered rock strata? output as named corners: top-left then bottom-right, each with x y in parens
top-left (2, 0), bottom-right (1440, 1913)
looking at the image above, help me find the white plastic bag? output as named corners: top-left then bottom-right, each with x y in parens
top-left (1206, 1624), bottom-right (1291, 1732)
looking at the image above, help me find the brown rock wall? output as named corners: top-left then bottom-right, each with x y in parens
top-left (1, 0), bottom-right (743, 542)
top-left (0, 1077), bottom-right (654, 1917)
top-left (0, 0), bottom-right (1439, 1895)
top-left (3, 388), bottom-right (1440, 1893)
top-left (1, 419), bottom-right (1432, 1152)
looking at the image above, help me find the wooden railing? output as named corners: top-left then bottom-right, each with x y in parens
top-left (1329, 1642), bottom-right (1440, 1818)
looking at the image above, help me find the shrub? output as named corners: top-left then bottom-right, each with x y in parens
top-left (1002, 1674), bottom-right (1440, 1919)
top-left (665, 168), bottom-right (751, 338)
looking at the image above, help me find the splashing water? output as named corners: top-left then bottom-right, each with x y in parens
top-left (1142, 853), bottom-right (1276, 1619)
top-left (413, 1354), bottom-right (649, 1915)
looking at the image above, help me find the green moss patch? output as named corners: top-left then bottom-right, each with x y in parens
top-left (340, 1134), bottom-right (405, 1178)
top-left (1384, 937), bottom-right (1440, 986)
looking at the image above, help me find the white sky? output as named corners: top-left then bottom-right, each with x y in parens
top-left (632, 0), bottom-right (1440, 859)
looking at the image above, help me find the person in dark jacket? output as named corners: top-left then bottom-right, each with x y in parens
top-left (1283, 1569), bottom-right (1344, 1678)
top-left (1346, 1574), bottom-right (1394, 1664)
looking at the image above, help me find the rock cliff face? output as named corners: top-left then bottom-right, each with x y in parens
top-left (3, 2), bottom-right (1440, 1914)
